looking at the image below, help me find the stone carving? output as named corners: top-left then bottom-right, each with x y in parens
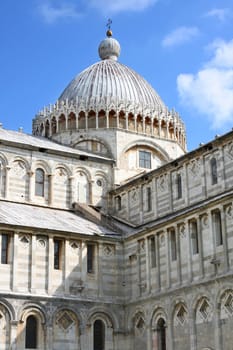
top-left (19, 235), bottom-right (30, 247)
top-left (198, 299), bottom-right (212, 321)
top-left (178, 223), bottom-right (186, 238)
top-left (175, 304), bottom-right (187, 326)
top-left (135, 316), bottom-right (146, 336)
top-left (226, 143), bottom-right (233, 160)
top-left (70, 241), bottom-right (80, 252)
top-left (201, 214), bottom-right (208, 229)
top-left (57, 311), bottom-right (74, 331)
top-left (70, 279), bottom-right (84, 294)
top-left (225, 204), bottom-right (233, 219)
top-left (12, 161), bottom-right (26, 177)
top-left (158, 174), bottom-right (168, 193)
top-left (103, 244), bottom-right (114, 256)
top-left (37, 238), bottom-right (46, 248)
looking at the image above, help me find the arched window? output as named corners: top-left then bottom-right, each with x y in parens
top-left (157, 318), bottom-right (166, 350)
top-left (212, 209), bottom-right (223, 246)
top-left (190, 220), bottom-right (199, 254)
top-left (116, 196), bottom-right (121, 211)
top-left (210, 157), bottom-right (217, 185)
top-left (170, 228), bottom-right (177, 261)
top-left (94, 320), bottom-right (105, 350)
top-left (25, 315), bottom-right (37, 349)
top-left (177, 173), bottom-right (182, 199)
top-left (35, 168), bottom-right (45, 197)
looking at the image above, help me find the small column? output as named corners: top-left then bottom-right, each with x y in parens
top-left (64, 239), bottom-right (70, 295)
top-left (76, 113), bottom-right (79, 129)
top-left (11, 232), bottom-right (19, 292)
top-left (106, 110), bottom-right (109, 128)
top-left (137, 243), bottom-right (141, 297)
top-left (65, 111), bottom-right (68, 130)
top-left (214, 306), bottom-right (222, 350)
top-left (49, 118), bottom-right (52, 136)
top-left (197, 216), bottom-right (204, 278)
top-left (134, 115), bottom-right (137, 132)
top-left (155, 234), bottom-right (161, 291)
top-left (145, 237), bottom-right (151, 294)
top-left (142, 116), bottom-right (145, 133)
top-left (10, 320), bottom-right (18, 350)
top-left (166, 121), bottom-right (169, 139)
top-left (146, 325), bottom-right (152, 350)
top-left (221, 205), bottom-right (229, 272)
top-left (47, 237), bottom-right (53, 294)
top-left (85, 113), bottom-right (88, 130)
top-left (166, 319), bottom-right (174, 350)
top-left (116, 112), bottom-right (119, 128)
top-left (186, 220), bottom-right (193, 282)
top-left (48, 174), bottom-right (54, 206)
top-left (176, 225), bottom-right (182, 285)
top-left (69, 176), bottom-right (75, 206)
top-left (151, 117), bottom-right (154, 135)
top-left (165, 231), bottom-right (171, 289)
top-left (158, 119), bottom-right (161, 137)
top-left (97, 243), bottom-right (103, 297)
top-left (4, 166), bottom-right (11, 199)
top-left (126, 113), bottom-right (129, 130)
top-left (96, 112), bottom-right (99, 129)
top-left (189, 310), bottom-right (197, 350)
top-left (27, 170), bottom-right (34, 202)
top-left (81, 242), bottom-right (87, 283)
top-left (30, 234), bottom-right (36, 293)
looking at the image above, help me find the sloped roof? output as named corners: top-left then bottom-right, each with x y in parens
top-left (0, 201), bottom-right (118, 237)
top-left (0, 128), bottom-right (113, 162)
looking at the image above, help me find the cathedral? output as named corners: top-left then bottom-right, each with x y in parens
top-left (0, 27), bottom-right (233, 350)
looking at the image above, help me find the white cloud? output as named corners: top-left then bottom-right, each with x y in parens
top-left (205, 8), bottom-right (230, 21)
top-left (177, 39), bottom-right (233, 129)
top-left (89, 0), bottom-right (157, 14)
top-left (162, 26), bottom-right (199, 48)
top-left (38, 2), bottom-right (81, 24)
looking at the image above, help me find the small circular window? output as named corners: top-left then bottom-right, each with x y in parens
top-left (96, 179), bottom-right (102, 187)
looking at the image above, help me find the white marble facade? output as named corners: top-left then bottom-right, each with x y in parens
top-left (0, 30), bottom-right (233, 350)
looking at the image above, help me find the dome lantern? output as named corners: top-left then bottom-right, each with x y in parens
top-left (98, 27), bottom-right (120, 61)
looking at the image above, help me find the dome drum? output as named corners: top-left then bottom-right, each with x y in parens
top-left (33, 101), bottom-right (186, 151)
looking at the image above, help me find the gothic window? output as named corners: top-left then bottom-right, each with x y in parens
top-left (150, 236), bottom-right (156, 268)
top-left (157, 318), bottom-right (166, 350)
top-left (94, 320), bottom-right (105, 350)
top-left (35, 168), bottom-right (45, 197)
top-left (87, 244), bottom-right (95, 273)
top-left (146, 187), bottom-right (152, 212)
top-left (139, 150), bottom-right (151, 169)
top-left (190, 220), bottom-right (199, 254)
top-left (54, 239), bottom-right (62, 270)
top-left (25, 315), bottom-right (37, 349)
top-left (210, 157), bottom-right (218, 185)
top-left (170, 228), bottom-right (177, 261)
top-left (1, 234), bottom-right (10, 264)
top-left (177, 173), bottom-right (182, 199)
top-left (212, 209), bottom-right (223, 246)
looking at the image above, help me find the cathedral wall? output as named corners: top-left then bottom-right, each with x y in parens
top-left (0, 228), bottom-right (124, 302)
top-left (111, 133), bottom-right (233, 226)
top-left (123, 196), bottom-right (233, 301)
top-left (0, 142), bottom-right (112, 210)
top-left (51, 128), bottom-right (185, 185)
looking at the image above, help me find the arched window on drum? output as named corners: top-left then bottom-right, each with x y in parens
top-left (35, 168), bottom-right (45, 197)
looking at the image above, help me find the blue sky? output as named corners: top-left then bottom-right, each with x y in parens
top-left (0, 0), bottom-right (233, 151)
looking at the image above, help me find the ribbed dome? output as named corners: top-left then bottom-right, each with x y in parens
top-left (58, 59), bottom-right (166, 112)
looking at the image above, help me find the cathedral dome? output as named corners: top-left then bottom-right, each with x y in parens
top-left (58, 31), bottom-right (166, 113)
